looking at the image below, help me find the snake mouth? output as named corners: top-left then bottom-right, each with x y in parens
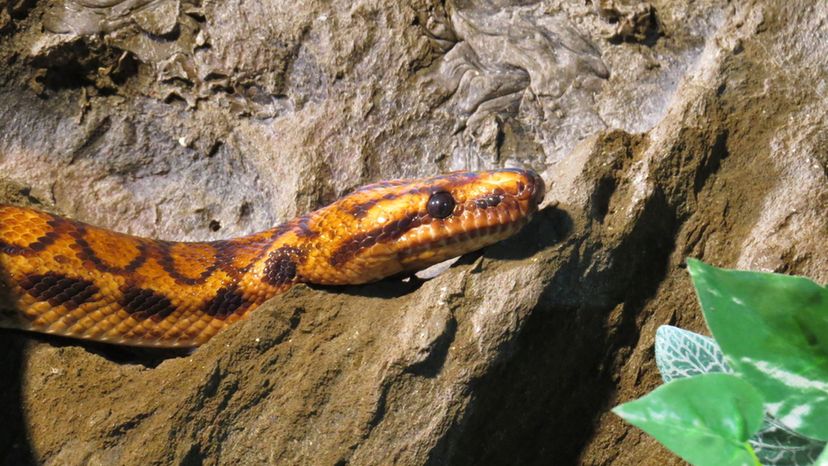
top-left (526, 170), bottom-right (546, 206)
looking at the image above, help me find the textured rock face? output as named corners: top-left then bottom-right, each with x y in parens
top-left (0, 0), bottom-right (825, 464)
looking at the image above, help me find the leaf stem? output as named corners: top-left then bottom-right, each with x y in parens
top-left (745, 442), bottom-right (762, 466)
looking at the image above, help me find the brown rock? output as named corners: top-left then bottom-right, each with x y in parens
top-left (0, 0), bottom-right (825, 464)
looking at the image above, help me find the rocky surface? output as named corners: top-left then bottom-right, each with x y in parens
top-left (0, 0), bottom-right (825, 464)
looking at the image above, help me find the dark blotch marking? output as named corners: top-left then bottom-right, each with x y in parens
top-left (263, 246), bottom-right (304, 285)
top-left (71, 225), bottom-right (149, 274)
top-left (210, 225), bottom-right (290, 278)
top-left (203, 286), bottom-right (248, 318)
top-left (120, 286), bottom-right (177, 321)
top-left (211, 239), bottom-right (243, 277)
top-left (346, 191), bottom-right (405, 218)
top-left (154, 241), bottom-right (219, 286)
top-left (0, 217), bottom-right (66, 256)
top-left (210, 239), bottom-right (235, 260)
top-left (18, 272), bottom-right (99, 309)
top-left (293, 215), bottom-right (319, 238)
top-left (330, 212), bottom-right (422, 266)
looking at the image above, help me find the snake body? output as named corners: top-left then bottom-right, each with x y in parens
top-left (0, 169), bottom-right (544, 347)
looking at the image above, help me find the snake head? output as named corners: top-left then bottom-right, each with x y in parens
top-left (300, 169), bottom-right (545, 285)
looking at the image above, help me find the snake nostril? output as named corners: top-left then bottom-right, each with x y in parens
top-left (532, 174), bottom-right (546, 204)
top-left (514, 170), bottom-right (545, 204)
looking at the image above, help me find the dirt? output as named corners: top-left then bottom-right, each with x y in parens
top-left (0, 0), bottom-right (826, 465)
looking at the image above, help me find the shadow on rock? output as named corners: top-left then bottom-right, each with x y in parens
top-left (486, 205), bottom-right (573, 262)
top-left (0, 334), bottom-right (36, 466)
top-left (436, 192), bottom-right (678, 464)
top-left (315, 275), bottom-right (426, 299)
top-left (3, 329), bottom-right (192, 367)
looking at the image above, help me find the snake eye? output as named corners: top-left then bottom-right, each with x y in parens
top-left (427, 191), bottom-right (455, 219)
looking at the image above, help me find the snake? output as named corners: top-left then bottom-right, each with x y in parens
top-left (0, 169), bottom-right (545, 348)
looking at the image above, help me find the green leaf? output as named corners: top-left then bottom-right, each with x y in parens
top-left (655, 325), bottom-right (731, 381)
top-left (688, 259), bottom-right (828, 441)
top-left (655, 325), bottom-right (827, 465)
top-left (752, 416), bottom-right (827, 466)
top-left (815, 445), bottom-right (828, 466)
top-left (613, 373), bottom-right (764, 466)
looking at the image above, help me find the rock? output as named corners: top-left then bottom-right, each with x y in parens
top-left (0, 0), bottom-right (826, 464)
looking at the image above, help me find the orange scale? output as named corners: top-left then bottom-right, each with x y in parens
top-left (217, 242), bottom-right (252, 268)
top-left (154, 319), bottom-right (174, 332)
top-left (83, 227), bottom-right (144, 270)
top-left (114, 318), bottom-right (137, 335)
top-left (83, 326), bottom-right (107, 340)
top-left (48, 320), bottom-right (68, 334)
top-left (161, 321), bottom-right (184, 340)
top-left (33, 308), bottom-right (60, 327)
top-left (168, 243), bottom-right (219, 281)
top-left (60, 311), bottom-right (80, 327)
top-left (17, 293), bottom-right (37, 307)
top-left (69, 319), bottom-right (92, 335)
top-left (181, 325), bottom-right (202, 340)
top-left (97, 316), bottom-right (116, 331)
top-left (85, 309), bottom-right (106, 323)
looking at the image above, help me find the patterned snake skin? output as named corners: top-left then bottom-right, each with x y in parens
top-left (0, 169), bottom-right (544, 347)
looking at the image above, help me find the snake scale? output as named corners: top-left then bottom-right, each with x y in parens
top-left (0, 169), bottom-right (544, 348)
